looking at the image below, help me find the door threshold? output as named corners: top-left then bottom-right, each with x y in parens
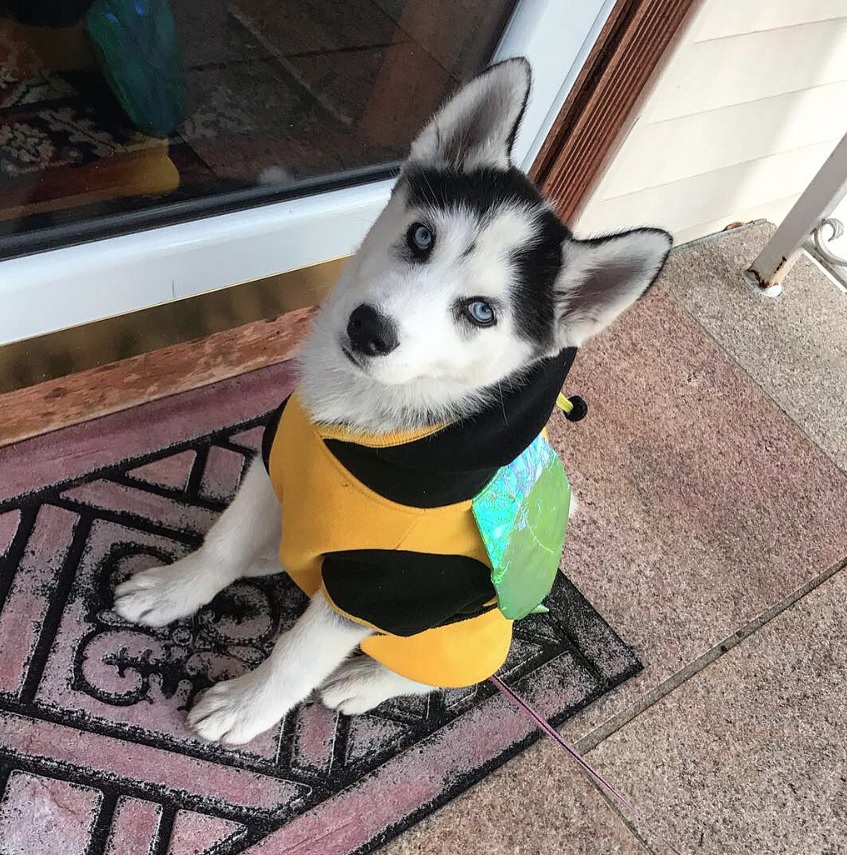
top-left (0, 258), bottom-right (343, 447)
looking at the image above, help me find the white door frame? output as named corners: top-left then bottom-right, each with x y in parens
top-left (0, 0), bottom-right (616, 346)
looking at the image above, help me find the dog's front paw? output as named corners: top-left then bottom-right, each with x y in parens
top-left (113, 553), bottom-right (218, 627)
top-left (187, 675), bottom-right (285, 745)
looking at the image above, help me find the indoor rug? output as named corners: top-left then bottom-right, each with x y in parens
top-left (0, 360), bottom-right (641, 855)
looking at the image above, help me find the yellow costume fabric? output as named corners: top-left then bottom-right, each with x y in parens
top-left (266, 393), bottom-right (512, 688)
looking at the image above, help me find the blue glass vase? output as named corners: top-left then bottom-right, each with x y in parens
top-left (87, 0), bottom-right (186, 137)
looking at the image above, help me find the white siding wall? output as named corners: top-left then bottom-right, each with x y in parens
top-left (575, 0), bottom-right (847, 244)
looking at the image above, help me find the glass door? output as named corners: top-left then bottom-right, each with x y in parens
top-left (0, 0), bottom-right (615, 344)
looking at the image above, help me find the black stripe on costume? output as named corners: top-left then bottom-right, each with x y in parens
top-left (260, 349), bottom-right (576, 506)
top-left (322, 550), bottom-right (496, 636)
top-left (324, 441), bottom-right (496, 508)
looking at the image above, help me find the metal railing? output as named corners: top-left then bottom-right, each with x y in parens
top-left (746, 132), bottom-right (847, 297)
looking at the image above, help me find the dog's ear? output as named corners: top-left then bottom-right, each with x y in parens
top-left (554, 229), bottom-right (673, 349)
top-left (406, 58), bottom-right (531, 171)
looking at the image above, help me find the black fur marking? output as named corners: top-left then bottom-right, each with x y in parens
top-left (561, 228), bottom-right (673, 317)
top-left (496, 57), bottom-right (531, 160)
top-left (405, 166), bottom-right (550, 219)
top-left (509, 208), bottom-right (568, 350)
top-left (404, 166), bottom-right (568, 350)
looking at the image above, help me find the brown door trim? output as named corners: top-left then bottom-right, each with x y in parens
top-left (531, 0), bottom-right (704, 224)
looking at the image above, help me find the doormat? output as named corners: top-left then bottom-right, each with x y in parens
top-left (0, 361), bottom-right (641, 855)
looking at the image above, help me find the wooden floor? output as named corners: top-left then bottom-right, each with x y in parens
top-left (0, 256), bottom-right (341, 449)
top-left (0, 307), bottom-right (314, 449)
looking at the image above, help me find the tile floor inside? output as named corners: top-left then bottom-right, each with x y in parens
top-left (380, 221), bottom-right (847, 854)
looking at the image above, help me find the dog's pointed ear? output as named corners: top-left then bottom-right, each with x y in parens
top-left (407, 58), bottom-right (531, 171)
top-left (554, 229), bottom-right (673, 349)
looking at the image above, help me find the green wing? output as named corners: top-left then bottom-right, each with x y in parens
top-left (472, 434), bottom-right (570, 620)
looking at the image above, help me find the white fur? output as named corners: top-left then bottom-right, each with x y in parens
top-left (116, 458), bottom-right (375, 744)
top-left (113, 458), bottom-right (281, 627)
top-left (555, 230), bottom-right (672, 349)
top-left (114, 58), bottom-right (671, 744)
top-left (408, 58), bottom-right (530, 171)
top-left (188, 591), bottom-right (370, 744)
top-left (298, 195), bottom-right (540, 433)
top-left (321, 657), bottom-right (434, 716)
top-left (568, 489), bottom-right (579, 519)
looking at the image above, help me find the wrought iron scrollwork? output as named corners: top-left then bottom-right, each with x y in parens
top-left (812, 217), bottom-right (847, 267)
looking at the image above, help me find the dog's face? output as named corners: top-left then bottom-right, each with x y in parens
top-left (328, 167), bottom-right (563, 389)
top-left (300, 59), bottom-right (672, 429)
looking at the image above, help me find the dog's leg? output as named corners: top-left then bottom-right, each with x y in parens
top-left (188, 590), bottom-right (370, 744)
top-left (114, 458), bottom-right (281, 627)
top-left (320, 656), bottom-right (435, 715)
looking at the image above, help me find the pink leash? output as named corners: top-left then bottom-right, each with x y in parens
top-left (489, 674), bottom-right (685, 854)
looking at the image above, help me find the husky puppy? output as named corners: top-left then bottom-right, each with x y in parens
top-left (114, 58), bottom-right (671, 745)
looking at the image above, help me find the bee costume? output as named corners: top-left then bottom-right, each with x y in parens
top-left (262, 348), bottom-right (579, 688)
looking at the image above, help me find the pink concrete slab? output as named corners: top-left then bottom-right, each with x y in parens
top-left (0, 771), bottom-right (100, 855)
top-left (663, 222), bottom-right (847, 474)
top-left (381, 283), bottom-right (847, 855)
top-left (586, 568), bottom-right (847, 854)
top-left (377, 737), bottom-right (648, 855)
top-left (545, 285), bottom-right (847, 737)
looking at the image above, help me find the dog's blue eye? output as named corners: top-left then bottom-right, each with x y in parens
top-left (408, 222), bottom-right (434, 255)
top-left (465, 300), bottom-right (496, 327)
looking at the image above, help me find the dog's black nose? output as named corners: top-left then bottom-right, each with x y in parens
top-left (347, 304), bottom-right (399, 357)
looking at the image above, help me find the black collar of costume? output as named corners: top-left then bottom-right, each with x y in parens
top-left (324, 348), bottom-right (577, 508)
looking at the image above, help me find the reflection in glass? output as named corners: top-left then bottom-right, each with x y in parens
top-left (0, 0), bottom-right (516, 249)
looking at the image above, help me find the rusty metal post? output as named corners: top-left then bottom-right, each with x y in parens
top-left (746, 132), bottom-right (847, 297)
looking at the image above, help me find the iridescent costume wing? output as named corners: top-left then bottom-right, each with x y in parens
top-left (472, 434), bottom-right (570, 620)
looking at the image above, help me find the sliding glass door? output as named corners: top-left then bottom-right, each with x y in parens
top-left (0, 0), bottom-right (615, 344)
